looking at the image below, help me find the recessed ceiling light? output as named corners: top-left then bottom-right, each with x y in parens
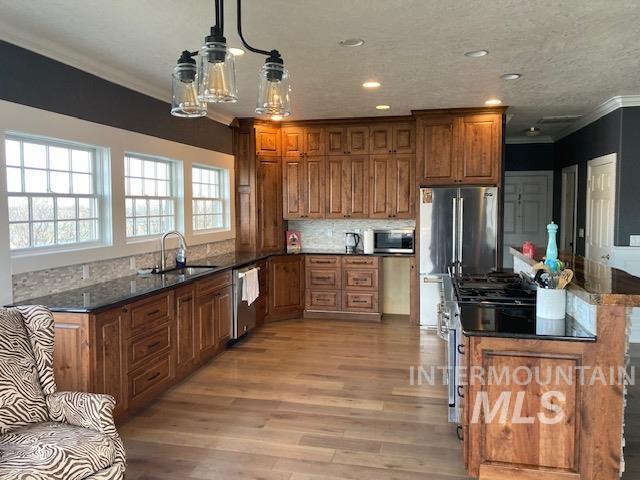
top-left (376, 105), bottom-right (391, 110)
top-left (485, 98), bottom-right (502, 106)
top-left (500, 73), bottom-right (521, 80)
top-left (270, 114), bottom-right (283, 121)
top-left (464, 49), bottom-right (489, 57)
top-left (339, 38), bottom-right (365, 47)
top-left (229, 47), bottom-right (245, 56)
top-left (362, 81), bottom-right (381, 89)
top-left (524, 127), bottom-right (540, 137)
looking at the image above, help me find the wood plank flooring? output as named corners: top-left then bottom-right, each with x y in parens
top-left (119, 317), bottom-right (471, 479)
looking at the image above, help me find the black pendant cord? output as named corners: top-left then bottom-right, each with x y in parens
top-left (237, 0), bottom-right (280, 59)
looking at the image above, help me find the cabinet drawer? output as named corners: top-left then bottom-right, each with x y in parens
top-left (128, 353), bottom-right (172, 401)
top-left (128, 324), bottom-right (171, 369)
top-left (129, 292), bottom-right (172, 337)
top-left (343, 269), bottom-right (378, 291)
top-left (306, 268), bottom-right (341, 289)
top-left (196, 271), bottom-right (232, 296)
top-left (306, 255), bottom-right (341, 267)
top-left (342, 292), bottom-right (379, 313)
top-left (342, 256), bottom-right (379, 268)
top-left (306, 290), bottom-right (341, 311)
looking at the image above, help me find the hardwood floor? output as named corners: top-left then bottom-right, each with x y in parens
top-left (119, 317), bottom-right (471, 479)
top-left (623, 343), bottom-right (640, 479)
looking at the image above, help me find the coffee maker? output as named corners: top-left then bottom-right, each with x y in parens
top-left (345, 232), bottom-right (360, 254)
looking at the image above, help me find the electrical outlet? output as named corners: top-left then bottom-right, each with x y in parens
top-left (578, 228), bottom-right (585, 238)
top-left (630, 235), bottom-right (640, 247)
top-left (81, 265), bottom-right (90, 280)
top-left (129, 257), bottom-right (136, 270)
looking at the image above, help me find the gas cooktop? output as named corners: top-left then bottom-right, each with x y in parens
top-left (453, 272), bottom-right (537, 306)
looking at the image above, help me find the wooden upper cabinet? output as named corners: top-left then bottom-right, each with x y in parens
top-left (458, 114), bottom-right (501, 185)
top-left (370, 124), bottom-right (394, 154)
top-left (370, 154), bottom-right (392, 218)
top-left (255, 126), bottom-right (281, 156)
top-left (394, 122), bottom-right (416, 154)
top-left (370, 154), bottom-right (415, 219)
top-left (257, 157), bottom-right (283, 250)
top-left (326, 156), bottom-right (348, 217)
top-left (347, 126), bottom-right (369, 154)
top-left (347, 155), bottom-right (369, 217)
top-left (283, 156), bottom-right (304, 219)
top-left (326, 127), bottom-right (347, 155)
top-left (282, 127), bottom-right (305, 156)
top-left (417, 115), bottom-right (456, 185)
top-left (305, 156), bottom-right (326, 218)
top-left (394, 154), bottom-right (415, 218)
top-left (304, 128), bottom-right (325, 156)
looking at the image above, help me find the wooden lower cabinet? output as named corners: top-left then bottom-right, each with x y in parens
top-left (268, 255), bottom-right (305, 320)
top-left (52, 271), bottom-right (234, 422)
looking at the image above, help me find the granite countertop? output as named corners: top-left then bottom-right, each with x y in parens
top-left (10, 249), bottom-right (414, 314)
top-left (510, 246), bottom-right (640, 306)
top-left (458, 303), bottom-right (596, 342)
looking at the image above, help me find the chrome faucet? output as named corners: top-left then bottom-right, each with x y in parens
top-left (160, 230), bottom-right (187, 272)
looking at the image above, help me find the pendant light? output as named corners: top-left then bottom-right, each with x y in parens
top-left (171, 51), bottom-right (208, 118)
top-left (171, 0), bottom-right (290, 118)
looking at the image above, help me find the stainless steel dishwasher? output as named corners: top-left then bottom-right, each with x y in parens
top-left (232, 265), bottom-right (258, 339)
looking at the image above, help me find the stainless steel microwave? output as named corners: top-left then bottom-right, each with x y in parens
top-left (373, 229), bottom-right (415, 254)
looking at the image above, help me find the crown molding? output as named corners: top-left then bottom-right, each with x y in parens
top-left (0, 25), bottom-right (235, 126)
top-left (554, 95), bottom-right (640, 141)
top-left (505, 135), bottom-right (555, 144)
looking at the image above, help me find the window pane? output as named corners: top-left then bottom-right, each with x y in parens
top-left (78, 198), bottom-right (96, 219)
top-left (128, 157), bottom-right (142, 177)
top-left (135, 218), bottom-right (147, 236)
top-left (149, 217), bottom-right (161, 235)
top-left (57, 220), bottom-right (77, 243)
top-left (32, 221), bottom-right (55, 246)
top-left (213, 215), bottom-right (223, 228)
top-left (57, 197), bottom-right (76, 220)
top-left (50, 171), bottom-right (70, 194)
top-left (24, 169), bottom-right (47, 193)
top-left (9, 223), bottom-right (30, 249)
top-left (72, 173), bottom-right (92, 194)
top-left (143, 178), bottom-right (156, 196)
top-left (126, 219), bottom-right (134, 237)
top-left (125, 198), bottom-right (134, 218)
top-left (156, 162), bottom-right (168, 180)
top-left (128, 178), bottom-right (142, 196)
top-left (23, 143), bottom-right (46, 168)
top-left (193, 167), bottom-right (201, 182)
top-left (143, 160), bottom-right (156, 178)
top-left (134, 199), bottom-right (147, 217)
top-left (49, 147), bottom-right (70, 171)
top-left (149, 199), bottom-right (160, 216)
top-left (78, 220), bottom-right (98, 241)
top-left (32, 197), bottom-right (54, 221)
top-left (157, 181), bottom-right (168, 197)
top-left (162, 216), bottom-right (173, 231)
top-left (8, 196), bottom-right (29, 222)
top-left (71, 150), bottom-right (91, 172)
top-left (5, 140), bottom-right (21, 166)
top-left (6, 167), bottom-right (23, 192)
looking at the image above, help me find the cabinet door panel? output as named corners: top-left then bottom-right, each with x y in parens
top-left (196, 297), bottom-right (216, 359)
top-left (283, 157), bottom-right (304, 219)
top-left (258, 158), bottom-right (283, 249)
top-left (326, 156), bottom-right (348, 218)
top-left (268, 255), bottom-right (305, 318)
top-left (306, 267), bottom-right (341, 289)
top-left (255, 127), bottom-right (281, 156)
top-left (175, 286), bottom-right (196, 374)
top-left (93, 308), bottom-right (127, 417)
top-left (326, 127), bottom-right (347, 155)
top-left (306, 290), bottom-right (341, 311)
top-left (305, 156), bottom-right (325, 218)
top-left (394, 154), bottom-right (415, 218)
top-left (417, 116), bottom-right (456, 185)
top-left (394, 123), bottom-right (416, 153)
top-left (347, 126), bottom-right (369, 154)
top-left (343, 269), bottom-right (379, 291)
top-left (370, 155), bottom-right (392, 218)
top-left (282, 127), bottom-right (304, 157)
top-left (348, 155), bottom-right (369, 217)
top-left (215, 286), bottom-right (233, 344)
top-left (305, 128), bottom-right (325, 156)
top-left (459, 114), bottom-right (501, 184)
top-left (370, 125), bottom-right (394, 154)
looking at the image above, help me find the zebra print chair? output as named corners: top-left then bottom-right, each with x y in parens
top-left (0, 306), bottom-right (126, 479)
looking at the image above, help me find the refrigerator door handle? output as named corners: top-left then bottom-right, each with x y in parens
top-left (451, 197), bottom-right (457, 269)
top-left (458, 197), bottom-right (464, 275)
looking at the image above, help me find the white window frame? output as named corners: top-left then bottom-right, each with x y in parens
top-left (5, 134), bottom-right (109, 255)
top-left (124, 153), bottom-right (180, 240)
top-left (191, 164), bottom-right (230, 233)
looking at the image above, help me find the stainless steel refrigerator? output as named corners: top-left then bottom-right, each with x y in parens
top-left (419, 186), bottom-right (498, 326)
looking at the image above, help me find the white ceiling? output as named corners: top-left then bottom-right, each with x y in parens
top-left (1, 0), bottom-right (639, 139)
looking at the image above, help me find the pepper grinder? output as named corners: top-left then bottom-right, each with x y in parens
top-left (544, 221), bottom-right (559, 272)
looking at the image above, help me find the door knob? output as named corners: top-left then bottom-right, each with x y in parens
top-left (601, 254), bottom-right (611, 260)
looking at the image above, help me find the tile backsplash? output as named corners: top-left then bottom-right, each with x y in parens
top-left (288, 219), bottom-right (415, 251)
top-left (12, 239), bottom-right (235, 302)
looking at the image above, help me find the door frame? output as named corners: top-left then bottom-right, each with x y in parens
top-left (585, 153), bottom-right (617, 261)
top-left (560, 164), bottom-right (578, 255)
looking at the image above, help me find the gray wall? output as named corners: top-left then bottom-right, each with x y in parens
top-left (0, 41), bottom-right (233, 154)
top-left (619, 107), bottom-right (640, 245)
top-left (505, 143), bottom-right (555, 171)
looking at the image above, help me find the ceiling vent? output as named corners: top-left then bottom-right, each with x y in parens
top-left (538, 115), bottom-right (582, 124)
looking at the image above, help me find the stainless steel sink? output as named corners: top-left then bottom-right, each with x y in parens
top-left (154, 265), bottom-right (217, 275)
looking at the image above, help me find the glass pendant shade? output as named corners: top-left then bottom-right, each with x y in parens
top-left (255, 62), bottom-right (290, 116)
top-left (171, 63), bottom-right (207, 118)
top-left (198, 42), bottom-right (238, 103)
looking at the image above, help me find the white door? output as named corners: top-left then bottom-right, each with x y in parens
top-left (586, 153), bottom-right (616, 265)
top-left (560, 165), bottom-right (578, 254)
top-left (503, 172), bottom-right (553, 267)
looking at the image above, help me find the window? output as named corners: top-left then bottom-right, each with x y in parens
top-left (192, 165), bottom-right (227, 231)
top-left (5, 136), bottom-right (101, 250)
top-left (125, 154), bottom-right (176, 238)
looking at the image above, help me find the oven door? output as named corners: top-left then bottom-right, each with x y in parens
top-left (447, 325), bottom-right (458, 423)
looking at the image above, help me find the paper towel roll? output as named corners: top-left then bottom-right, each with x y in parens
top-left (363, 229), bottom-right (374, 254)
